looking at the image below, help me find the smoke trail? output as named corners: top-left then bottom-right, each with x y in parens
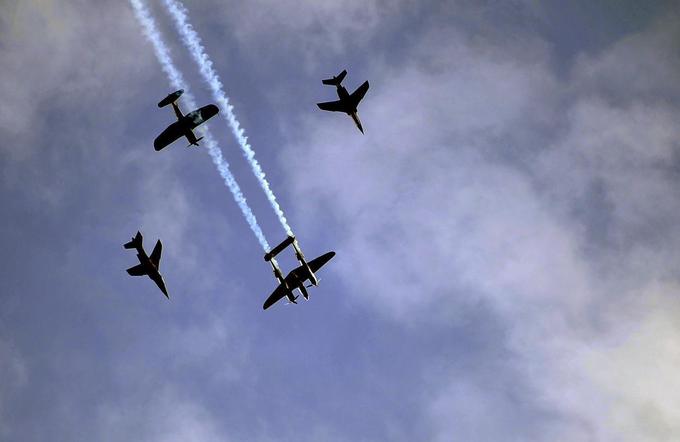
top-left (163, 0), bottom-right (294, 237)
top-left (129, 0), bottom-right (270, 251)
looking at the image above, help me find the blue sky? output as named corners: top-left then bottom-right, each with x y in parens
top-left (1, 0), bottom-right (680, 440)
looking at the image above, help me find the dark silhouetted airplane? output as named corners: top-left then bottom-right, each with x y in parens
top-left (262, 235), bottom-right (335, 310)
top-left (316, 69), bottom-right (369, 133)
top-left (124, 231), bottom-right (169, 299)
top-left (153, 90), bottom-right (219, 151)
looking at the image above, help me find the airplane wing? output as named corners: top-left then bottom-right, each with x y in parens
top-left (126, 263), bottom-right (148, 276)
top-left (263, 282), bottom-right (291, 310)
top-left (184, 104), bottom-right (219, 130)
top-left (307, 251), bottom-right (336, 273)
top-left (154, 121), bottom-right (185, 151)
top-left (316, 100), bottom-right (347, 113)
top-left (288, 251), bottom-right (336, 282)
top-left (150, 240), bottom-right (162, 268)
top-left (349, 81), bottom-right (369, 108)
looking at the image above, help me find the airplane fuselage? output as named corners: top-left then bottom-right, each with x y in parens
top-left (335, 85), bottom-right (354, 112)
top-left (333, 84), bottom-right (363, 132)
top-left (134, 251), bottom-right (161, 276)
top-left (171, 102), bottom-right (202, 146)
top-left (303, 265), bottom-right (319, 287)
top-left (183, 127), bottom-right (201, 146)
top-left (297, 283), bottom-right (309, 300)
top-left (128, 240), bottom-right (161, 277)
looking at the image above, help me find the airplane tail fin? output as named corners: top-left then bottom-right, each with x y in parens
top-left (322, 69), bottom-right (347, 86)
top-left (188, 136), bottom-right (204, 147)
top-left (158, 89), bottom-right (184, 108)
top-left (124, 231), bottom-right (143, 249)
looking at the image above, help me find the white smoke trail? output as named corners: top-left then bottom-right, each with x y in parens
top-left (162, 0), bottom-right (294, 237)
top-left (129, 0), bottom-right (270, 251)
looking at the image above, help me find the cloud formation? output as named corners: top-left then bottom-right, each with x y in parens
top-left (281, 11), bottom-right (680, 441)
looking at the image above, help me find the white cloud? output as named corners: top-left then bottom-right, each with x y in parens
top-left (584, 286), bottom-right (680, 441)
top-left (209, 0), bottom-right (411, 55)
top-left (0, 0), bottom-right (157, 161)
top-left (281, 13), bottom-right (680, 440)
top-left (571, 15), bottom-right (680, 102)
top-left (538, 97), bottom-right (680, 248)
top-left (97, 387), bottom-right (229, 442)
top-left (282, 27), bottom-right (565, 319)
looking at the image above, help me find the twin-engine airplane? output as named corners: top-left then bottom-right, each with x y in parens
top-left (262, 235), bottom-right (335, 310)
top-left (316, 69), bottom-right (369, 133)
top-left (124, 231), bottom-right (169, 299)
top-left (153, 90), bottom-right (219, 151)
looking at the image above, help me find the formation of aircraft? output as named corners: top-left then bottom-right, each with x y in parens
top-left (316, 69), bottom-right (369, 133)
top-left (124, 231), bottom-right (169, 299)
top-left (153, 90), bottom-right (219, 151)
top-left (262, 235), bottom-right (335, 310)
top-left (128, 69), bottom-right (371, 305)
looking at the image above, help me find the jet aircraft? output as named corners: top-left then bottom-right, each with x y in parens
top-left (124, 231), bottom-right (169, 299)
top-left (153, 89), bottom-right (219, 151)
top-left (262, 235), bottom-right (335, 310)
top-left (316, 69), bottom-right (369, 133)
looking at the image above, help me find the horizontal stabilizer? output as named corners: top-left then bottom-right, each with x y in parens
top-left (264, 235), bottom-right (296, 261)
top-left (188, 136), bottom-right (204, 147)
top-left (124, 231), bottom-right (143, 249)
top-left (158, 90), bottom-right (184, 108)
top-left (322, 69), bottom-right (347, 86)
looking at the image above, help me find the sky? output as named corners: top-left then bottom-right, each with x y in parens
top-left (1, 0), bottom-right (680, 440)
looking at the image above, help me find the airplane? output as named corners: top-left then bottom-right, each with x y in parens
top-left (123, 231), bottom-right (169, 299)
top-left (262, 235), bottom-right (335, 310)
top-left (316, 69), bottom-right (369, 133)
top-left (153, 89), bottom-right (219, 151)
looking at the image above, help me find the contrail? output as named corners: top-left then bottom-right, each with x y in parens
top-left (163, 0), bottom-right (294, 237)
top-left (129, 0), bottom-right (270, 251)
